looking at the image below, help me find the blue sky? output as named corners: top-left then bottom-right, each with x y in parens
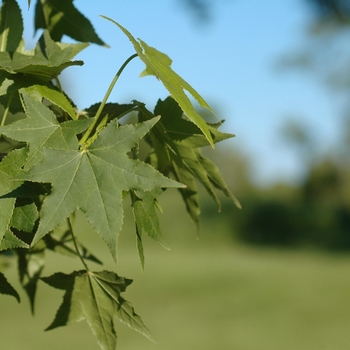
top-left (20, 0), bottom-right (342, 186)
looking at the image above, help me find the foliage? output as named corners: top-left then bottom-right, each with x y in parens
top-left (230, 158), bottom-right (350, 250)
top-left (0, 0), bottom-right (239, 349)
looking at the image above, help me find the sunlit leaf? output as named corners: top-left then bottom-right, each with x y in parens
top-left (0, 30), bottom-right (87, 80)
top-left (25, 85), bottom-right (77, 120)
top-left (14, 98), bottom-right (183, 259)
top-left (0, 90), bottom-right (91, 168)
top-left (101, 16), bottom-right (216, 147)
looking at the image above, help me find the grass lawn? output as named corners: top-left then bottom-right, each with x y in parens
top-left (1, 201), bottom-right (350, 350)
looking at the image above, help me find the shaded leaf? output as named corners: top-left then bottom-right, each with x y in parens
top-left (155, 96), bottom-right (234, 148)
top-left (0, 0), bottom-right (23, 53)
top-left (35, 0), bottom-right (106, 46)
top-left (42, 270), bottom-right (155, 350)
top-left (0, 147), bottom-right (27, 196)
top-left (44, 229), bottom-right (102, 265)
top-left (0, 271), bottom-right (20, 302)
top-left (82, 102), bottom-right (137, 122)
top-left (0, 70), bottom-right (49, 104)
top-left (101, 16), bottom-right (216, 146)
top-left (0, 197), bottom-right (15, 242)
top-left (10, 203), bottom-right (38, 232)
top-left (17, 240), bottom-right (45, 314)
top-left (138, 98), bottom-right (241, 230)
top-left (171, 159), bottom-right (201, 233)
top-left (0, 148), bottom-right (28, 243)
top-left (132, 189), bottom-right (169, 269)
top-left (3, 181), bottom-right (50, 198)
top-left (198, 152), bottom-right (241, 208)
top-left (0, 229), bottom-right (29, 250)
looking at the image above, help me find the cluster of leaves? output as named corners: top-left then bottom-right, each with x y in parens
top-left (0, 0), bottom-right (239, 349)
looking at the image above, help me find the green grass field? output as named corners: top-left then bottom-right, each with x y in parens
top-left (1, 198), bottom-right (350, 350)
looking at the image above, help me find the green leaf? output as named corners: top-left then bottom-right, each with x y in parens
top-left (10, 203), bottom-right (38, 232)
top-left (0, 90), bottom-right (92, 168)
top-left (0, 29), bottom-right (87, 112)
top-left (25, 85), bottom-right (77, 120)
top-left (132, 189), bottom-right (169, 269)
top-left (172, 160), bottom-right (201, 233)
top-left (42, 270), bottom-right (155, 350)
top-left (198, 152), bottom-right (241, 209)
top-left (0, 229), bottom-right (29, 250)
top-left (0, 147), bottom-right (27, 196)
top-left (101, 16), bottom-right (216, 147)
top-left (0, 70), bottom-right (48, 99)
top-left (0, 0), bottom-right (23, 53)
top-left (0, 148), bottom-right (28, 243)
top-left (0, 30), bottom-right (87, 80)
top-left (0, 272), bottom-right (20, 302)
top-left (82, 102), bottom-right (137, 122)
top-left (0, 197), bottom-right (15, 242)
top-left (35, 0), bottom-right (106, 46)
top-left (155, 96), bottom-right (234, 148)
top-left (18, 113), bottom-right (183, 259)
top-left (138, 98), bottom-right (241, 230)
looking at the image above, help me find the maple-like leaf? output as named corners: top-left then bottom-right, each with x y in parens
top-left (101, 16), bottom-right (217, 147)
top-left (42, 270), bottom-right (155, 350)
top-left (0, 89), bottom-right (91, 168)
top-left (17, 109), bottom-right (183, 258)
top-left (35, 0), bottom-right (106, 46)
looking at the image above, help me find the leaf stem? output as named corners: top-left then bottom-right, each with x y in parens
top-left (0, 93), bottom-right (14, 140)
top-left (1, 93), bottom-right (13, 126)
top-left (68, 217), bottom-right (89, 271)
top-left (54, 77), bottom-right (63, 92)
top-left (79, 53), bottom-right (138, 146)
